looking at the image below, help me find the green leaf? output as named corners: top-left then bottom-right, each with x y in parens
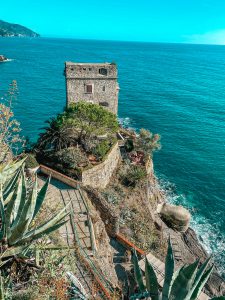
top-left (190, 265), bottom-right (214, 300)
top-left (0, 157), bottom-right (26, 185)
top-left (26, 175), bottom-right (38, 225)
top-left (3, 168), bottom-right (21, 202)
top-left (162, 238), bottom-right (175, 299)
top-left (21, 204), bottom-right (70, 243)
top-left (145, 257), bottom-right (159, 300)
top-left (8, 219), bottom-right (30, 246)
top-left (0, 186), bottom-right (6, 240)
top-left (21, 220), bottom-right (68, 243)
top-left (0, 274), bottom-right (5, 300)
top-left (4, 179), bottom-right (22, 238)
top-left (33, 176), bottom-right (50, 218)
top-left (0, 245), bottom-right (28, 258)
top-left (187, 257), bottom-right (211, 299)
top-left (11, 171), bottom-right (27, 228)
top-left (132, 249), bottom-right (146, 293)
top-left (210, 297), bottom-right (225, 300)
top-left (169, 260), bottom-right (199, 300)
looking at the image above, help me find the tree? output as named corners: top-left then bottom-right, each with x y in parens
top-left (36, 102), bottom-right (119, 153)
top-left (62, 102), bottom-right (119, 148)
top-left (36, 117), bottom-right (73, 152)
top-left (136, 128), bottom-right (161, 156)
top-left (0, 81), bottom-right (24, 163)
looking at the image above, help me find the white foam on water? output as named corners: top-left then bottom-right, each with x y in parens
top-left (158, 175), bottom-right (225, 278)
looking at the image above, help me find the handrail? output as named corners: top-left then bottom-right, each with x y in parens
top-left (79, 189), bottom-right (97, 253)
top-left (115, 233), bottom-right (146, 256)
top-left (70, 210), bottom-right (113, 299)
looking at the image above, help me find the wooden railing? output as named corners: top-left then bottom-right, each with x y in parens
top-left (115, 233), bottom-right (145, 256)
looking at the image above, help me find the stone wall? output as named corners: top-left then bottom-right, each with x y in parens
top-left (39, 164), bottom-right (79, 188)
top-left (65, 62), bottom-right (119, 114)
top-left (84, 186), bottom-right (120, 237)
top-left (82, 142), bottom-right (121, 189)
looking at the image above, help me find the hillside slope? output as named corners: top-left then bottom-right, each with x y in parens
top-left (0, 20), bottom-right (40, 37)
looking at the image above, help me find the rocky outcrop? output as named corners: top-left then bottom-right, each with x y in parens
top-left (0, 55), bottom-right (7, 62)
top-left (157, 202), bottom-right (191, 232)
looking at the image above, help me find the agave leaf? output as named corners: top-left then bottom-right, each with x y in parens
top-left (3, 168), bottom-right (21, 202)
top-left (0, 245), bottom-right (28, 258)
top-left (3, 191), bottom-right (14, 206)
top-left (187, 257), bottom-right (211, 299)
top-left (66, 271), bottom-right (87, 298)
top-left (0, 157), bottom-right (26, 185)
top-left (145, 257), bottom-right (159, 300)
top-left (0, 186), bottom-right (6, 240)
top-left (132, 249), bottom-right (146, 293)
top-left (4, 180), bottom-right (22, 238)
top-left (21, 204), bottom-right (70, 242)
top-left (11, 171), bottom-right (27, 228)
top-left (190, 265), bottom-right (214, 300)
top-left (169, 260), bottom-right (199, 300)
top-left (162, 238), bottom-right (175, 299)
top-left (33, 176), bottom-right (50, 218)
top-left (26, 175), bottom-right (38, 225)
top-left (8, 219), bottom-right (30, 246)
top-left (210, 297), bottom-right (225, 300)
top-left (0, 274), bottom-right (4, 300)
top-left (12, 181), bottom-right (35, 235)
top-left (11, 173), bottom-right (24, 222)
top-left (19, 220), bottom-right (68, 244)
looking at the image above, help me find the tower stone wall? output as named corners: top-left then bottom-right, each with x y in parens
top-left (64, 62), bottom-right (119, 114)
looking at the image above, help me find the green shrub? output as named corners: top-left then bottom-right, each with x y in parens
top-left (136, 128), bottom-right (161, 157)
top-left (92, 140), bottom-right (111, 160)
top-left (125, 138), bottom-right (134, 152)
top-left (120, 164), bottom-right (147, 187)
top-left (54, 147), bottom-right (88, 169)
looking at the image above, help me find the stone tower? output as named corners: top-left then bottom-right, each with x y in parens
top-left (64, 62), bottom-right (119, 114)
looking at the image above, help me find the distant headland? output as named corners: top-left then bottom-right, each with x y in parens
top-left (0, 20), bottom-right (40, 37)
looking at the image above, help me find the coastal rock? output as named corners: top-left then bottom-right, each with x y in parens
top-left (157, 202), bottom-right (191, 232)
top-left (0, 55), bottom-right (7, 62)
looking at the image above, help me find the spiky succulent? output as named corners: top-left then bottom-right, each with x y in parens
top-left (131, 239), bottom-right (225, 300)
top-left (0, 158), bottom-right (69, 261)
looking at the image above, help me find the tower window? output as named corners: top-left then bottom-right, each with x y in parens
top-left (99, 68), bottom-right (108, 76)
top-left (85, 84), bottom-right (93, 93)
top-left (99, 101), bottom-right (109, 107)
top-left (103, 86), bottom-right (105, 91)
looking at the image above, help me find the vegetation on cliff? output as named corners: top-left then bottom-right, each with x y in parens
top-left (0, 20), bottom-right (40, 37)
top-left (35, 101), bottom-right (119, 178)
top-left (0, 81), bottom-right (24, 164)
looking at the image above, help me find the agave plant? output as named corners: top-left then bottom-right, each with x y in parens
top-left (130, 239), bottom-right (225, 300)
top-left (0, 159), bottom-right (70, 261)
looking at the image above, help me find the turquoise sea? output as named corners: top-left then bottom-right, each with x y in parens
top-left (0, 38), bottom-right (225, 276)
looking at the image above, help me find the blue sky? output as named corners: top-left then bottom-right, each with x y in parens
top-left (1, 0), bottom-right (225, 44)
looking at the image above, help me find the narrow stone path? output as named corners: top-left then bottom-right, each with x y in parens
top-left (60, 188), bottom-right (92, 254)
top-left (38, 175), bottom-right (112, 299)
